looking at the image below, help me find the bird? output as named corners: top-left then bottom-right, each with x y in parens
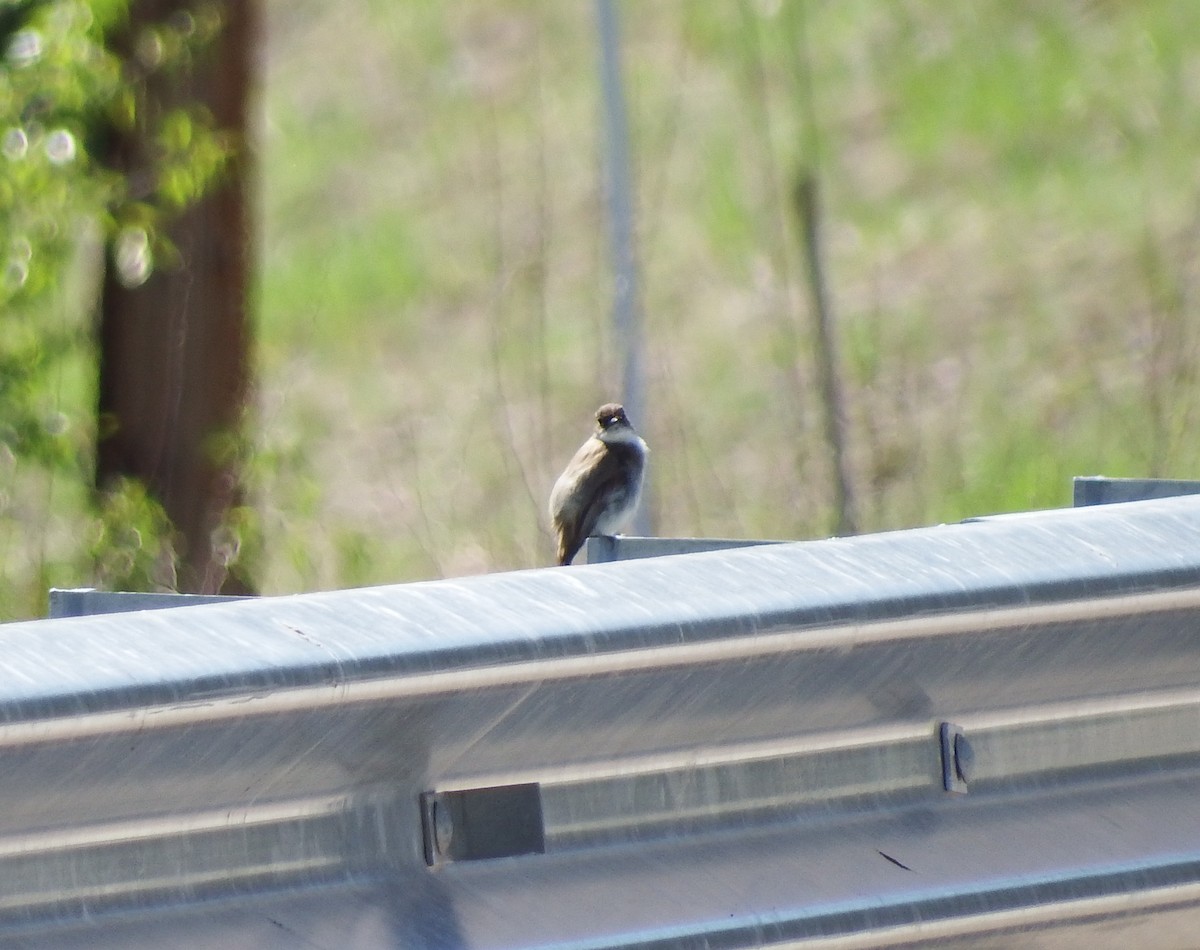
top-left (548, 403), bottom-right (648, 566)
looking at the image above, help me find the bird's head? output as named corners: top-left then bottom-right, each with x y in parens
top-left (593, 403), bottom-right (643, 447)
top-left (595, 403), bottom-right (630, 432)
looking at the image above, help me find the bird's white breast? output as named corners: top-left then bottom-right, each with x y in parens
top-left (599, 427), bottom-right (648, 453)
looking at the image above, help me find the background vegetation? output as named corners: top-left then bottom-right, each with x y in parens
top-left (1, 0), bottom-right (236, 617)
top-left (6, 1), bottom-right (1200, 616)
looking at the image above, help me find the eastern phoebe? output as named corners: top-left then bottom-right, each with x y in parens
top-left (549, 403), bottom-right (648, 565)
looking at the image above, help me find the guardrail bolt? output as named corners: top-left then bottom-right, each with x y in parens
top-left (953, 732), bottom-right (975, 783)
top-left (940, 722), bottom-right (970, 794)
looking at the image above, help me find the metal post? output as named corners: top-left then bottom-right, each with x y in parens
top-left (595, 0), bottom-right (650, 536)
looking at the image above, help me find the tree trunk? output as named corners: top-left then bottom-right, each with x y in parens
top-left (97, 0), bottom-right (258, 594)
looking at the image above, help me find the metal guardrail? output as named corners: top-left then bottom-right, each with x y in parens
top-left (8, 493), bottom-right (1200, 947)
top-left (44, 477), bottom-right (1200, 601)
top-left (1073, 474), bottom-right (1200, 507)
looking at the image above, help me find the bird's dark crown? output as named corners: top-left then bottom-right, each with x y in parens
top-left (595, 403), bottom-right (628, 430)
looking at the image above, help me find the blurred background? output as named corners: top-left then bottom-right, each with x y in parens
top-left (3, 1), bottom-right (1200, 619)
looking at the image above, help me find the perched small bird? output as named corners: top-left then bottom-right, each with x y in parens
top-left (549, 403), bottom-right (648, 566)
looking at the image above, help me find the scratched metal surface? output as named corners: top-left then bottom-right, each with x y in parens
top-left (5, 496), bottom-right (1200, 947)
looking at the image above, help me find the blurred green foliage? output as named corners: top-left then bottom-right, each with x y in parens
top-left (2, 1), bottom-right (115, 466)
top-left (0, 0), bottom-right (232, 617)
top-left (87, 474), bottom-right (176, 591)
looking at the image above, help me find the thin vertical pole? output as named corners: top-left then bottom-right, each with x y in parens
top-left (595, 0), bottom-right (650, 536)
top-left (789, 1), bottom-right (857, 536)
top-left (794, 174), bottom-right (857, 536)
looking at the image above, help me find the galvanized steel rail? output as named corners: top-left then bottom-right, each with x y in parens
top-left (6, 495), bottom-right (1200, 947)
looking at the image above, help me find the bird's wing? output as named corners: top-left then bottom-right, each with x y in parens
top-left (548, 438), bottom-right (604, 523)
top-left (549, 438), bottom-right (632, 564)
top-left (574, 442), bottom-right (641, 537)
